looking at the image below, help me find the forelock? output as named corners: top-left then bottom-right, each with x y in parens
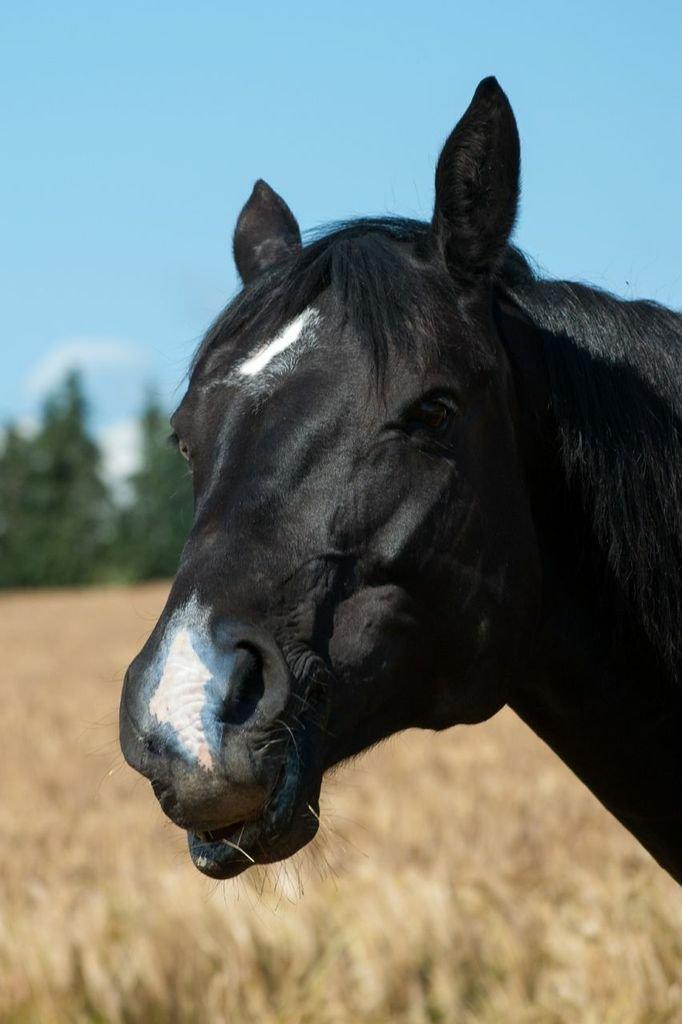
top-left (189, 217), bottom-right (487, 388)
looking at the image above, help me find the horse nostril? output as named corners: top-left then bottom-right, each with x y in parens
top-left (220, 644), bottom-right (265, 726)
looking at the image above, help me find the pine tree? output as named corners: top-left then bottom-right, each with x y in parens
top-left (0, 425), bottom-right (37, 586)
top-left (116, 391), bottom-right (193, 580)
top-left (0, 371), bottom-right (111, 586)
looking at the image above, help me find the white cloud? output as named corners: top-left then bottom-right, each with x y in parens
top-left (0, 415), bottom-right (39, 453)
top-left (12, 415), bottom-right (39, 438)
top-left (25, 338), bottom-right (146, 400)
top-left (98, 418), bottom-right (142, 504)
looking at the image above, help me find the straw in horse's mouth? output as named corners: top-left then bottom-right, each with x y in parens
top-left (196, 823), bottom-right (248, 844)
top-left (194, 823), bottom-right (256, 864)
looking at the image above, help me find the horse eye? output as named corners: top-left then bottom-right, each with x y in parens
top-left (178, 439), bottom-right (191, 462)
top-left (408, 399), bottom-right (450, 433)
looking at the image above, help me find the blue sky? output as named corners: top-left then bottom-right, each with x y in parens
top-left (2, 2), bottom-right (680, 479)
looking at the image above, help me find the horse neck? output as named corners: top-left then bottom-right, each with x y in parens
top-left (496, 301), bottom-right (682, 882)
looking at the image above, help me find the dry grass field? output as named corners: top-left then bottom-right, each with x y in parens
top-left (0, 583), bottom-right (680, 1024)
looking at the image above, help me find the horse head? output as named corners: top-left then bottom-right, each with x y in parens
top-left (120, 78), bottom-right (543, 878)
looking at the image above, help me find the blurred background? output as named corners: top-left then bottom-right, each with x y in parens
top-left (1, 3), bottom-right (681, 1022)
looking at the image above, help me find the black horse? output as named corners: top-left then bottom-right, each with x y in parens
top-left (120, 78), bottom-right (682, 884)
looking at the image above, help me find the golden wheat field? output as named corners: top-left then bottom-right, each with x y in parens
top-left (0, 584), bottom-right (680, 1024)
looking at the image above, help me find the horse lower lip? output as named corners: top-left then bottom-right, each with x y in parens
top-left (189, 827), bottom-right (258, 879)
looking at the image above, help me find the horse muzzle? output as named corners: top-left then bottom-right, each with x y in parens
top-left (119, 601), bottom-right (328, 876)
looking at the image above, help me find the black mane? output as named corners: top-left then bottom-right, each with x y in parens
top-left (194, 218), bottom-right (478, 379)
top-left (498, 246), bottom-right (681, 682)
top-left (197, 217), bottom-right (681, 681)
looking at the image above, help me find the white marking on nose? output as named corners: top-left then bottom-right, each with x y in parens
top-left (149, 626), bottom-right (214, 771)
top-left (238, 307), bottom-right (318, 377)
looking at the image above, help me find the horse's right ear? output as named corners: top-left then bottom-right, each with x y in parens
top-left (233, 180), bottom-right (302, 285)
top-left (432, 77), bottom-right (520, 289)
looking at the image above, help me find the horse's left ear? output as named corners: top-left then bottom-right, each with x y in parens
top-left (432, 77), bottom-right (520, 288)
top-left (233, 180), bottom-right (302, 285)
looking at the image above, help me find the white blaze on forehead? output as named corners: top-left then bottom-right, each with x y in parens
top-left (149, 624), bottom-right (214, 771)
top-left (238, 307), bottom-right (319, 377)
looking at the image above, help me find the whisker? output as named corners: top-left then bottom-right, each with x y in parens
top-left (275, 718), bottom-right (300, 763)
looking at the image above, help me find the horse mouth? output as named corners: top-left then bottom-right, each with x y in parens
top-left (188, 751), bottom-right (320, 878)
top-left (187, 677), bottom-right (327, 879)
